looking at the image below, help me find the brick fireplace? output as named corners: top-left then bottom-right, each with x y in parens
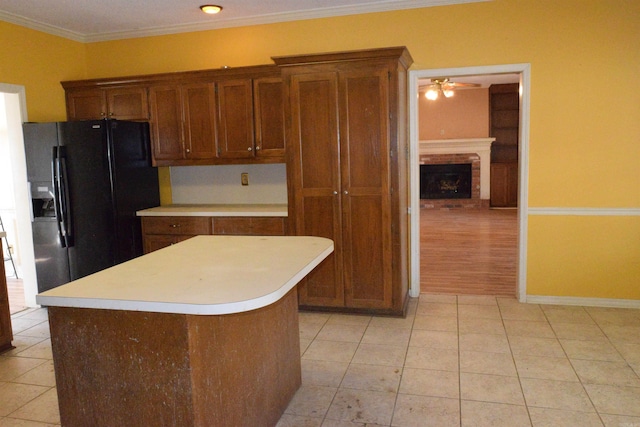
top-left (419, 138), bottom-right (494, 209)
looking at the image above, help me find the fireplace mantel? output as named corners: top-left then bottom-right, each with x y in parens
top-left (419, 138), bottom-right (495, 200)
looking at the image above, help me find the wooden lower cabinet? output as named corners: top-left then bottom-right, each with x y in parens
top-left (0, 238), bottom-right (14, 353)
top-left (275, 47), bottom-right (412, 316)
top-left (141, 216), bottom-right (287, 253)
top-left (490, 162), bottom-right (518, 207)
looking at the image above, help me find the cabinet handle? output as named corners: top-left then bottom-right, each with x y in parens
top-left (170, 224), bottom-right (181, 228)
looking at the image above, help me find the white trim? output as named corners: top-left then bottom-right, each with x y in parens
top-left (0, 0), bottom-right (491, 43)
top-left (408, 63), bottom-right (531, 301)
top-left (0, 84), bottom-right (28, 122)
top-left (529, 207), bottom-right (640, 216)
top-left (525, 295), bottom-right (640, 309)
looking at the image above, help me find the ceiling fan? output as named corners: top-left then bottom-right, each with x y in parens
top-left (419, 78), bottom-right (480, 100)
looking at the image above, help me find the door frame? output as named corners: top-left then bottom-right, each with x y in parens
top-left (408, 63), bottom-right (531, 301)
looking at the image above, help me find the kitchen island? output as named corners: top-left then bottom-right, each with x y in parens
top-left (37, 235), bottom-right (333, 427)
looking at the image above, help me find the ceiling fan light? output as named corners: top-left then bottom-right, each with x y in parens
top-left (200, 5), bottom-right (223, 14)
top-left (425, 88), bottom-right (439, 100)
top-left (443, 89), bottom-right (455, 98)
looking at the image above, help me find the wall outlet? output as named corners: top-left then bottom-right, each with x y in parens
top-left (241, 173), bottom-right (249, 186)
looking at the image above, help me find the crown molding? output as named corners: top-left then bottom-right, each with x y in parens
top-left (0, 0), bottom-right (490, 43)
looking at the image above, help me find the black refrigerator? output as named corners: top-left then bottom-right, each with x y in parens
top-left (23, 120), bottom-right (160, 293)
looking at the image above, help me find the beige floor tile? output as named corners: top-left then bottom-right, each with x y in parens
top-left (460, 350), bottom-right (517, 376)
top-left (325, 389), bottom-right (396, 425)
top-left (0, 337), bottom-right (49, 358)
top-left (528, 407), bottom-right (604, 427)
top-left (0, 383), bottom-right (50, 417)
top-left (457, 295), bottom-right (498, 306)
top-left (368, 315), bottom-right (415, 330)
top-left (571, 359), bottom-right (640, 387)
top-left (300, 338), bottom-right (312, 355)
top-left (584, 383), bottom-right (640, 417)
top-left (299, 312), bottom-right (331, 326)
top-left (458, 317), bottom-right (506, 335)
top-left (498, 304), bottom-right (547, 322)
top-left (325, 314), bottom-right (372, 327)
top-left (542, 306), bottom-right (595, 325)
top-left (0, 358), bottom-right (47, 383)
top-left (362, 326), bottom-right (411, 347)
top-left (459, 332), bottom-right (511, 353)
top-left (12, 361), bottom-right (56, 388)
top-left (7, 388), bottom-right (59, 425)
top-left (12, 340), bottom-right (52, 361)
top-left (599, 414), bottom-right (640, 427)
top-left (600, 325), bottom-right (640, 345)
top-left (561, 339), bottom-right (625, 362)
top-left (284, 385), bottom-right (337, 418)
top-left (301, 359), bottom-right (349, 388)
top-left (416, 302), bottom-right (458, 317)
top-left (613, 342), bottom-right (640, 365)
top-left (585, 307), bottom-right (640, 327)
top-left (503, 320), bottom-right (555, 338)
top-left (14, 323), bottom-right (50, 340)
top-left (392, 394), bottom-right (460, 426)
top-left (551, 322), bottom-right (607, 341)
top-left (316, 323), bottom-right (367, 343)
top-left (409, 329), bottom-right (458, 349)
top-left (418, 294), bottom-right (457, 304)
top-left (399, 368), bottom-right (459, 398)
top-left (461, 400), bottom-right (531, 427)
top-left (299, 321), bottom-right (325, 341)
top-left (0, 417), bottom-right (60, 426)
top-left (321, 420), bottom-right (387, 427)
top-left (351, 343), bottom-right (407, 367)
top-left (302, 340), bottom-right (359, 363)
top-left (460, 372), bottom-right (524, 405)
top-left (508, 336), bottom-right (566, 358)
top-left (412, 314), bottom-right (458, 332)
top-left (404, 346), bottom-right (458, 372)
top-left (521, 378), bottom-right (595, 412)
top-left (513, 354), bottom-right (578, 382)
top-left (276, 414), bottom-right (323, 427)
top-left (458, 304), bottom-right (502, 320)
top-left (341, 363), bottom-right (401, 393)
top-left (7, 319), bottom-right (44, 335)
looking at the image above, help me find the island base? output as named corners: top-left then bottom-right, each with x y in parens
top-left (48, 288), bottom-right (301, 427)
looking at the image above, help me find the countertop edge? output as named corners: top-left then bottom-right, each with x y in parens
top-left (136, 204), bottom-right (288, 217)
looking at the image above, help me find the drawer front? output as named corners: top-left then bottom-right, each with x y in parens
top-left (142, 216), bottom-right (211, 235)
top-left (213, 217), bottom-right (286, 236)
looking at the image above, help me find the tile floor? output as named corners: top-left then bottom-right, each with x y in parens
top-left (2, 295), bottom-right (640, 426)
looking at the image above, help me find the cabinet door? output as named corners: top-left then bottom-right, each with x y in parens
top-left (217, 79), bottom-right (254, 159)
top-left (289, 72), bottom-right (344, 307)
top-left (107, 87), bottom-right (149, 120)
top-left (149, 85), bottom-right (184, 161)
top-left (253, 77), bottom-right (285, 158)
top-left (490, 163), bottom-right (518, 207)
top-left (182, 83), bottom-right (218, 160)
top-left (339, 67), bottom-right (393, 310)
top-left (66, 89), bottom-right (106, 120)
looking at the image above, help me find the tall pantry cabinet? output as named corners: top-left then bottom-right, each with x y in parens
top-left (273, 47), bottom-right (412, 316)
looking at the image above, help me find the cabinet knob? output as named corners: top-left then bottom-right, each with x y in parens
top-left (255, 146), bottom-right (261, 151)
top-left (186, 148), bottom-right (191, 153)
top-left (333, 191), bottom-right (338, 195)
top-left (170, 224), bottom-right (181, 228)
top-left (343, 190), bottom-right (349, 195)
top-left (247, 147), bottom-right (253, 151)
top-left (100, 112), bottom-right (106, 117)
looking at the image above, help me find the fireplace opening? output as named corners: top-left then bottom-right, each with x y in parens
top-left (420, 163), bottom-right (472, 199)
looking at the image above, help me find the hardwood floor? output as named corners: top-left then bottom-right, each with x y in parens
top-left (7, 277), bottom-right (26, 314)
top-left (420, 208), bottom-right (518, 297)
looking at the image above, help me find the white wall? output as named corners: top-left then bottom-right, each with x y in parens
top-left (170, 163), bottom-right (288, 204)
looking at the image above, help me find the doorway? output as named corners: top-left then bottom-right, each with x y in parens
top-left (0, 84), bottom-right (38, 310)
top-left (408, 64), bottom-right (531, 301)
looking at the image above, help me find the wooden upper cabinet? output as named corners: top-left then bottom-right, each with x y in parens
top-left (253, 77), bottom-right (286, 158)
top-left (148, 83), bottom-right (217, 164)
top-left (65, 86), bottom-right (149, 121)
top-left (217, 79), bottom-right (254, 159)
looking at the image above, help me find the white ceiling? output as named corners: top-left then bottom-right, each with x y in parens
top-left (0, 0), bottom-right (488, 43)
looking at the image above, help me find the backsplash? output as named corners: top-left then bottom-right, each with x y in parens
top-left (170, 164), bottom-right (288, 204)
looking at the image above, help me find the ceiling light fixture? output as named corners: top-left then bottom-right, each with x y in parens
top-left (200, 5), bottom-right (223, 14)
top-left (421, 78), bottom-right (480, 101)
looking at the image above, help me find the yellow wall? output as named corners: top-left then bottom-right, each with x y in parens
top-left (1, 0), bottom-right (639, 300)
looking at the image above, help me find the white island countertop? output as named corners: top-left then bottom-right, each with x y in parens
top-left (36, 235), bottom-right (333, 315)
top-left (136, 204), bottom-right (288, 217)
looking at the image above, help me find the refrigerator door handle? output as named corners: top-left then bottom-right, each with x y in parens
top-left (53, 146), bottom-right (74, 248)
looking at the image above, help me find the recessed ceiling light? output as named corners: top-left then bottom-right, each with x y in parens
top-left (200, 5), bottom-right (222, 14)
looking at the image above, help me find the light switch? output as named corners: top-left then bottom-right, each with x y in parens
top-left (241, 173), bottom-right (249, 186)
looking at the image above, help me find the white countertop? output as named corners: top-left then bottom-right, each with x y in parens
top-left (36, 235), bottom-right (333, 315)
top-left (136, 204), bottom-right (288, 217)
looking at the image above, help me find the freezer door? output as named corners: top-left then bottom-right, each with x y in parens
top-left (32, 218), bottom-right (70, 293)
top-left (58, 121), bottom-right (115, 281)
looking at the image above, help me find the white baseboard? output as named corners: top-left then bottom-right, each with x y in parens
top-left (525, 295), bottom-right (640, 309)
